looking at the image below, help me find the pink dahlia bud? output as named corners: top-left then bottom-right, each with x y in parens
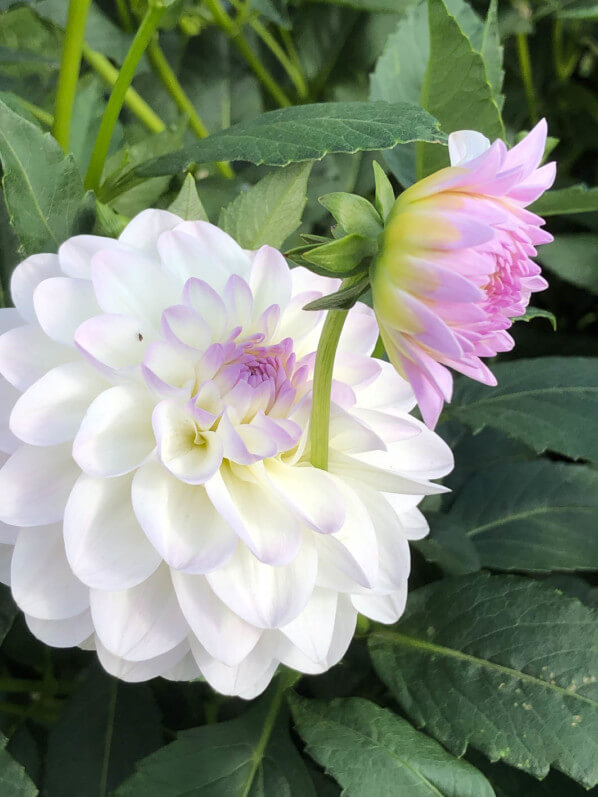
top-left (0, 210), bottom-right (452, 698)
top-left (371, 120), bottom-right (556, 428)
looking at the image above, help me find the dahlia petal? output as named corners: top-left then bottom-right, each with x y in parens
top-left (26, 610), bottom-right (93, 647)
top-left (0, 379), bottom-right (20, 453)
top-left (118, 209), bottom-right (182, 257)
top-left (161, 304), bottom-right (211, 351)
top-left (280, 588), bottom-right (337, 663)
top-left (352, 586), bottom-right (407, 624)
top-left (249, 246), bottom-right (292, 317)
top-left (75, 314), bottom-right (153, 376)
top-left (207, 531), bottom-right (317, 628)
top-left (190, 635), bottom-right (278, 699)
top-left (11, 524), bottom-right (88, 619)
top-left (0, 444), bottom-right (79, 526)
top-left (142, 341), bottom-right (196, 396)
top-left (354, 360), bottom-right (416, 414)
top-left (132, 461), bottom-right (237, 573)
top-left (383, 421), bottom-right (454, 480)
top-left (10, 362), bottom-right (106, 446)
top-left (162, 652), bottom-right (201, 681)
top-left (224, 275), bottom-right (253, 330)
top-left (325, 595), bottom-right (358, 666)
top-left (33, 277), bottom-right (99, 346)
top-left (328, 405), bottom-right (386, 454)
top-left (64, 473), bottom-right (161, 590)
top-left (73, 385), bottom-right (155, 477)
top-left (448, 130), bottom-right (491, 166)
top-left (90, 566), bottom-right (189, 661)
top-left (11, 253), bottom-right (61, 323)
top-left (172, 571), bottom-right (261, 666)
top-left (333, 353), bottom-right (381, 390)
top-left (96, 639), bottom-right (189, 683)
top-left (182, 278), bottom-right (227, 340)
top-left (0, 324), bottom-right (73, 391)
top-left (338, 305), bottom-right (379, 356)
top-left (329, 449), bottom-right (448, 496)
top-left (264, 458), bottom-right (345, 534)
top-left (503, 118), bottom-right (547, 177)
top-left (59, 234), bottom-right (124, 279)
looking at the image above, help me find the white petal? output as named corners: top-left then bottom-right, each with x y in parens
top-left (75, 314), bottom-right (153, 375)
top-left (162, 652), bottom-right (201, 681)
top-left (264, 459), bottom-right (345, 534)
top-left (280, 588), bottom-right (338, 664)
top-left (354, 359), bottom-right (416, 414)
top-left (91, 249), bottom-right (179, 329)
top-left (96, 638), bottom-right (189, 682)
top-left (59, 235), bottom-right (124, 278)
top-left (0, 444), bottom-right (79, 526)
top-left (172, 571), bottom-right (261, 666)
top-left (448, 130), bottom-right (491, 166)
top-left (325, 594), bottom-right (357, 666)
top-left (205, 465), bottom-right (301, 565)
top-left (338, 304), bottom-right (379, 356)
top-left (26, 610), bottom-right (93, 647)
top-left (119, 209), bottom-right (183, 257)
top-left (90, 566), bottom-right (188, 661)
top-left (0, 308), bottom-right (20, 334)
top-left (0, 378), bottom-right (20, 453)
top-left (384, 419), bottom-right (454, 480)
top-left (190, 636), bottom-right (278, 699)
top-left (329, 449), bottom-right (448, 496)
top-left (33, 277), bottom-right (99, 346)
top-left (0, 324), bottom-right (73, 390)
top-left (183, 279), bottom-right (227, 340)
top-left (132, 461), bottom-right (237, 573)
top-left (158, 222), bottom-right (251, 291)
top-left (11, 253), bottom-right (61, 323)
top-left (64, 472), bottom-right (161, 590)
top-left (249, 246), bottom-right (292, 317)
top-left (10, 362), bottom-right (105, 446)
top-left (73, 385), bottom-right (155, 477)
top-left (207, 531), bottom-right (317, 629)
top-left (352, 587), bottom-right (407, 624)
top-left (11, 524), bottom-right (88, 619)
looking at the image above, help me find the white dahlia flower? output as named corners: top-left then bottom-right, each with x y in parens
top-left (0, 210), bottom-right (452, 698)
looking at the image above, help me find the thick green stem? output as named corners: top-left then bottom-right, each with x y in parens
top-left (204, 0), bottom-right (291, 107)
top-left (310, 276), bottom-right (362, 470)
top-left (85, 4), bottom-right (167, 191)
top-left (82, 44), bottom-right (166, 134)
top-left (146, 39), bottom-right (234, 179)
top-left (249, 18), bottom-right (308, 100)
top-left (53, 0), bottom-right (92, 150)
top-left (516, 33), bottom-right (539, 124)
top-left (115, 0), bottom-right (134, 32)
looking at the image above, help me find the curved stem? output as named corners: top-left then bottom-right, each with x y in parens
top-left (204, 0), bottom-right (291, 107)
top-left (249, 18), bottom-right (308, 99)
top-left (146, 39), bottom-right (234, 178)
top-left (18, 98), bottom-right (54, 128)
top-left (115, 0), bottom-right (134, 32)
top-left (53, 0), bottom-right (92, 150)
top-left (310, 276), bottom-right (362, 470)
top-left (85, 3), bottom-right (167, 191)
top-left (82, 44), bottom-right (165, 134)
top-left (516, 33), bottom-right (539, 124)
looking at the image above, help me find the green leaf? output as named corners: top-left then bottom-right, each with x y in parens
top-left (415, 516), bottom-right (482, 575)
top-left (290, 694), bottom-right (495, 797)
top-left (419, 0), bottom-right (504, 177)
top-left (313, 0), bottom-right (416, 10)
top-left (440, 460), bottom-right (598, 572)
top-left (469, 751), bottom-right (589, 797)
top-left (369, 573), bottom-right (598, 787)
top-left (44, 667), bottom-right (163, 797)
top-left (448, 357), bottom-right (598, 462)
top-left (302, 234), bottom-right (376, 275)
top-left (480, 0), bottom-right (505, 110)
top-left (116, 676), bottom-right (315, 797)
top-left (168, 174), bottom-right (208, 222)
top-left (531, 185), bottom-right (598, 216)
top-left (372, 161), bottom-right (395, 219)
top-left (319, 193), bottom-right (382, 238)
top-left (537, 235), bottom-right (598, 295)
top-left (0, 734), bottom-right (37, 797)
top-left (136, 102), bottom-right (446, 175)
top-left (515, 307), bottom-right (557, 329)
top-left (0, 99), bottom-right (94, 256)
top-left (219, 162), bottom-right (311, 249)
top-left (249, 0), bottom-right (290, 28)
top-left (303, 275), bottom-right (370, 311)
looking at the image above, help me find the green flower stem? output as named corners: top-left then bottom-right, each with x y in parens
top-left (146, 39), bottom-right (234, 179)
top-left (85, 3), bottom-right (167, 192)
top-left (516, 33), bottom-right (539, 124)
top-left (204, 0), bottom-right (291, 107)
top-left (82, 44), bottom-right (166, 134)
top-left (310, 275), bottom-right (363, 470)
top-left (18, 98), bottom-right (54, 128)
top-left (115, 0), bottom-right (134, 32)
top-left (53, 0), bottom-right (92, 150)
top-left (249, 18), bottom-right (308, 100)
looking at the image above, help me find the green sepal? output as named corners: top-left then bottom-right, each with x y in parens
top-left (302, 233), bottom-right (377, 275)
top-left (514, 307), bottom-right (557, 330)
top-left (93, 200), bottom-right (129, 238)
top-left (319, 192), bottom-right (383, 239)
top-left (373, 161), bottom-right (396, 220)
top-left (168, 173), bottom-right (208, 221)
top-left (303, 275), bottom-right (370, 312)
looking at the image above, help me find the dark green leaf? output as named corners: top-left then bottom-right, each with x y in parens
top-left (116, 676), bottom-right (315, 796)
top-left (415, 516), bottom-right (482, 575)
top-left (0, 735), bottom-right (37, 797)
top-left (468, 751), bottom-right (588, 797)
top-left (515, 307), bottom-right (557, 329)
top-left (219, 163), bottom-right (311, 249)
top-left (531, 184), bottom-right (598, 216)
top-left (168, 174), bottom-right (208, 222)
top-left (480, 0), bottom-right (504, 110)
top-left (369, 573), bottom-right (598, 787)
top-left (441, 460), bottom-right (598, 572)
top-left (449, 357), bottom-right (598, 462)
top-left (44, 667), bottom-right (163, 797)
top-left (0, 99), bottom-right (94, 256)
top-left (538, 235), bottom-right (598, 295)
top-left (290, 695), bottom-right (494, 797)
top-left (249, 0), bottom-right (290, 28)
top-left (136, 102), bottom-right (446, 175)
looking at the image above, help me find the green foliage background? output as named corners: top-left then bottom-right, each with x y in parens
top-left (0, 0), bottom-right (597, 794)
